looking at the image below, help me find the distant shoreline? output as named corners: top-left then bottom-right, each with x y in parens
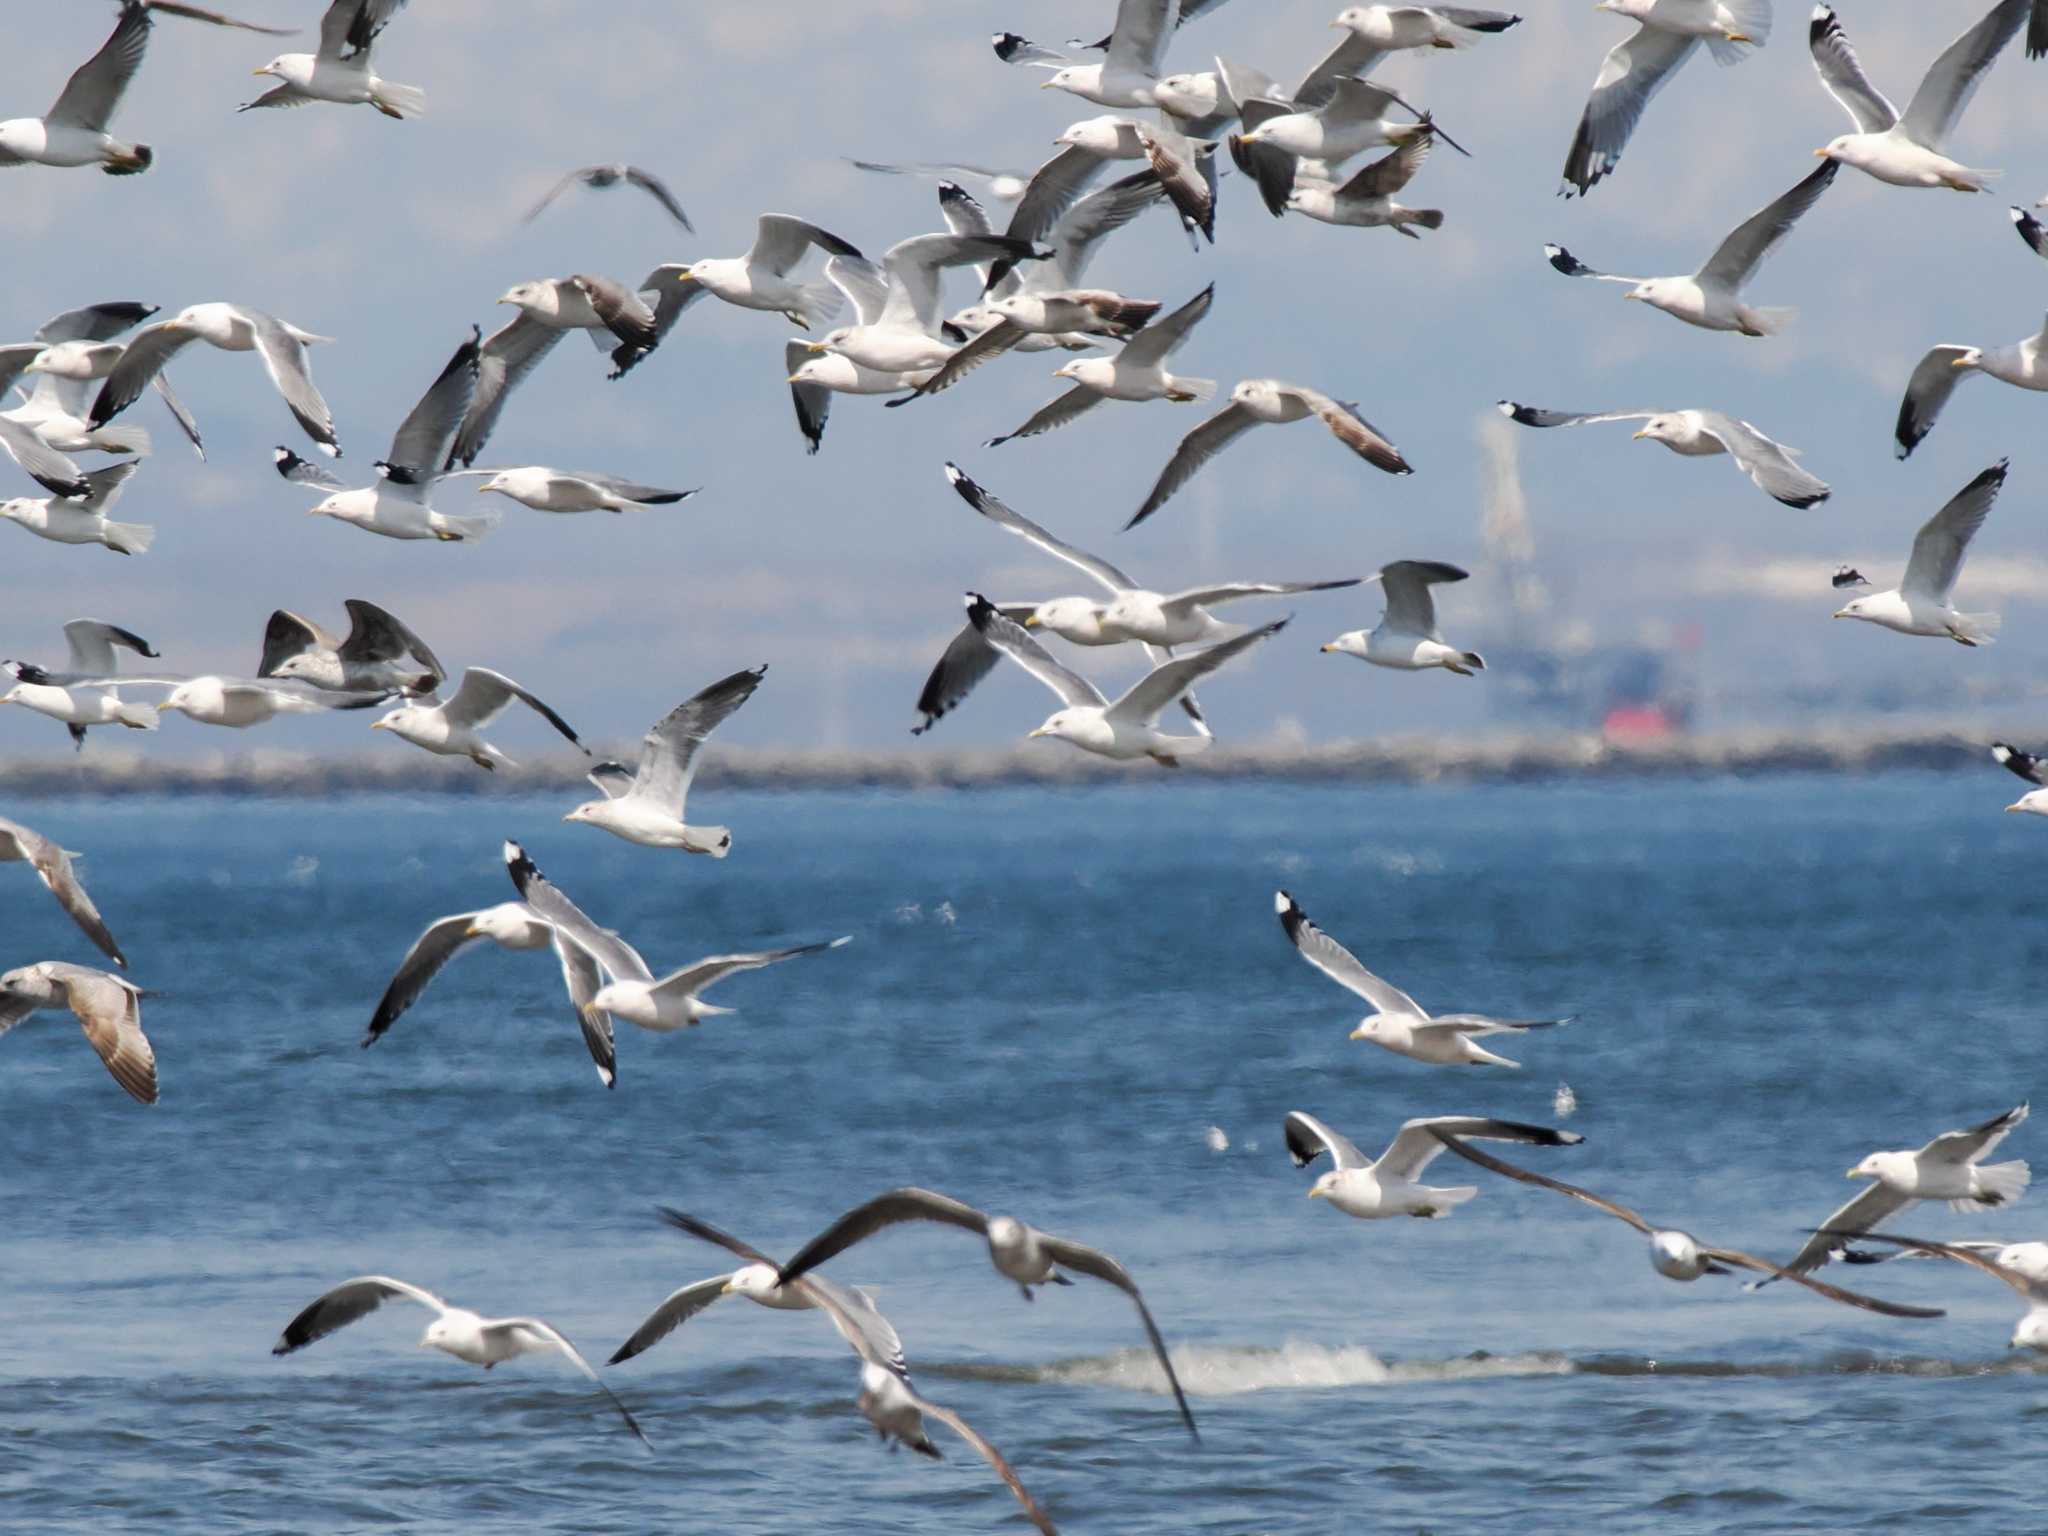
top-left (0, 721), bottom-right (2011, 795)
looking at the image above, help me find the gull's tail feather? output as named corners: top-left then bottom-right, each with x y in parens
top-left (1950, 610), bottom-right (2001, 647)
top-left (370, 81), bottom-right (427, 119)
top-left (1406, 209), bottom-right (1446, 232)
top-left (1956, 1159), bottom-right (2029, 1212)
top-left (1451, 650), bottom-right (1485, 674)
top-left (104, 519), bottom-right (153, 555)
top-left (1423, 1186), bottom-right (1479, 1213)
top-left (1704, 0), bottom-right (1771, 62)
top-left (91, 424), bottom-right (151, 455)
top-left (102, 142), bottom-right (152, 176)
top-left (795, 280), bottom-right (843, 331)
top-left (1166, 376), bottom-right (1217, 404)
top-left (683, 825), bottom-right (733, 858)
top-left (431, 512), bottom-right (498, 543)
top-left (1101, 297), bottom-right (1163, 334)
top-left (1430, 21), bottom-right (1484, 49)
top-left (1740, 306), bottom-right (1796, 337)
top-left (115, 700), bottom-right (159, 730)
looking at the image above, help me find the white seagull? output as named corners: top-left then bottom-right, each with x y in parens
top-left (640, 214), bottom-right (864, 333)
top-left (276, 331), bottom-right (496, 541)
top-left (243, 0), bottom-right (422, 119)
top-left (1809, 0), bottom-right (2029, 191)
top-left (913, 465), bottom-right (1355, 733)
top-left (1131, 377), bottom-right (1411, 529)
top-left (1319, 561), bottom-right (1484, 675)
top-left (7, 299), bottom-right (203, 460)
top-left (271, 1275), bottom-right (650, 1446)
top-left (1833, 461), bottom-right (2004, 646)
top-left (1498, 400), bottom-right (1829, 508)
top-left (503, 841), bottom-right (849, 1035)
top-left (1543, 158), bottom-right (1836, 335)
top-left (1287, 1109), bottom-right (1582, 1219)
top-left (362, 900), bottom-right (618, 1087)
top-left (1811, 1232), bottom-right (2048, 1351)
top-left (1275, 891), bottom-right (1567, 1066)
top-left (90, 302), bottom-right (339, 456)
top-left (0, 815), bottom-right (128, 968)
top-left (1, 617), bottom-right (160, 742)
top-left (0, 462), bottom-right (150, 555)
top-left (1426, 1130), bottom-right (1945, 1316)
top-left (473, 467), bottom-right (695, 515)
top-left (811, 233), bottom-right (1048, 375)
top-left (154, 675), bottom-right (389, 729)
top-left (0, 961), bottom-right (156, 1104)
top-left (770, 1187), bottom-right (1199, 1440)
top-left (965, 592), bottom-right (1284, 764)
top-left (1562, 0), bottom-right (1772, 197)
top-left (0, 1), bottom-right (289, 175)
top-left (258, 599), bottom-right (444, 696)
top-left (988, 283), bottom-right (1217, 447)
top-left (370, 668), bottom-right (587, 771)
top-left (1892, 315), bottom-right (2047, 459)
top-left (1760, 1103), bottom-right (2030, 1282)
top-left (565, 666), bottom-right (766, 855)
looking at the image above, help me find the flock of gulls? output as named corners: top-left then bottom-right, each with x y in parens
top-left (4, 0), bottom-right (2048, 1528)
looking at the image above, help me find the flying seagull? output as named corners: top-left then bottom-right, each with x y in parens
top-left (1892, 314), bottom-right (2046, 459)
top-left (1498, 400), bottom-right (1830, 508)
top-left (649, 1208), bottom-right (1057, 1536)
top-left (1543, 158), bottom-right (1836, 335)
top-left (522, 163), bottom-right (690, 230)
top-left (1426, 1129), bottom-right (1945, 1317)
top-left (471, 467), bottom-right (695, 514)
top-left (0, 0), bottom-right (291, 175)
top-left (1561, 0), bottom-right (1771, 198)
top-left (1809, 1232), bottom-right (2048, 1351)
top-left (913, 464), bottom-right (1354, 733)
top-left (0, 461), bottom-right (150, 555)
top-left (1275, 891), bottom-right (1566, 1065)
top-left (243, 0), bottom-right (422, 119)
top-left (258, 599), bottom-right (445, 695)
top-left (0, 816), bottom-right (128, 967)
top-left (362, 901), bottom-right (617, 1087)
top-left (1131, 377), bottom-right (1411, 530)
top-left (503, 841), bottom-right (848, 1035)
top-left (1809, 0), bottom-right (2029, 191)
top-left (370, 667), bottom-right (588, 771)
top-left (1286, 1109), bottom-right (1582, 1218)
top-left (965, 592), bottom-right (1284, 764)
top-left (9, 300), bottom-right (204, 461)
top-left (271, 1275), bottom-right (650, 1447)
top-left (0, 961), bottom-right (156, 1103)
top-left (1756, 1102), bottom-right (2030, 1283)
top-left (987, 282), bottom-right (1217, 448)
top-left (91, 303), bottom-right (339, 456)
top-left (770, 1187), bottom-right (1198, 1440)
top-left (564, 666), bottom-right (766, 854)
top-left (275, 330), bottom-right (495, 541)
top-left (1319, 561), bottom-right (1485, 675)
top-left (1833, 461), bottom-right (2004, 645)
top-left (0, 617), bottom-right (160, 741)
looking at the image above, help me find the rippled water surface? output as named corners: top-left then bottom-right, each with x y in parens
top-left (3, 774), bottom-right (2043, 1533)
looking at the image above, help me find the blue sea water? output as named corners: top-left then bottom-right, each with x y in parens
top-left (1, 772), bottom-right (2044, 1534)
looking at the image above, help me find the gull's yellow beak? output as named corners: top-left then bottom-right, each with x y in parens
top-left (1844, 1167), bottom-right (1864, 1178)
top-left (463, 924), bottom-right (482, 938)
top-left (2006, 803), bottom-right (2026, 813)
top-left (151, 701), bottom-right (167, 713)
top-left (1832, 608), bottom-right (1850, 619)
top-left (1725, 31), bottom-right (1752, 42)
top-left (1027, 726), bottom-right (1047, 738)
top-left (805, 341), bottom-right (827, 354)
top-left (251, 66), bottom-right (269, 75)
top-left (1348, 1025), bottom-right (1367, 1039)
top-left (1306, 1187), bottom-right (1324, 1199)
top-left (1631, 428), bottom-right (1649, 439)
top-left (786, 373), bottom-right (805, 384)
top-left (370, 720), bottom-right (387, 730)
top-left (719, 1279), bottom-right (737, 1294)
top-left (1951, 356), bottom-right (1973, 369)
top-left (1319, 642), bottom-right (1336, 653)
top-left (1039, 79), bottom-right (1059, 88)
top-left (1812, 147), bottom-right (1830, 158)
top-left (1023, 615), bottom-right (1040, 627)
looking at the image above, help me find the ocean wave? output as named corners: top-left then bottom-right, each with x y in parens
top-left (930, 1340), bottom-right (1573, 1397)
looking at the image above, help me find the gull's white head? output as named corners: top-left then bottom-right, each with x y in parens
top-left (1058, 116), bottom-right (1128, 154)
top-left (23, 341), bottom-right (109, 379)
top-left (561, 800), bottom-right (601, 826)
top-left (465, 904), bottom-right (533, 943)
top-left (1845, 1151), bottom-right (1900, 1183)
top-left (1347, 1016), bottom-right (1387, 1041)
top-left (369, 703), bottom-right (418, 735)
top-left (1307, 1170), bottom-right (1342, 1201)
top-left (1320, 631), bottom-right (1367, 659)
top-left (1026, 707), bottom-right (1099, 748)
top-left (419, 1315), bottom-right (456, 1353)
top-left (1052, 361), bottom-right (1083, 381)
top-left (2006, 789), bottom-right (2048, 816)
top-left (1952, 348), bottom-right (1985, 372)
top-left (1832, 596), bottom-right (1869, 622)
top-left (722, 1264), bottom-right (781, 1300)
top-left (1623, 281), bottom-right (1657, 304)
top-left (786, 356), bottom-right (846, 387)
top-left (475, 473), bottom-right (510, 498)
top-left (308, 493), bottom-right (346, 521)
top-left (253, 56), bottom-right (288, 78)
top-left (158, 682), bottom-right (196, 717)
top-left (1631, 414), bottom-right (1684, 448)
top-left (1152, 71), bottom-right (1218, 118)
top-left (812, 326), bottom-right (855, 356)
top-left (496, 281), bottom-right (548, 312)
top-left (1230, 379), bottom-right (1283, 416)
top-left (1041, 66), bottom-right (1086, 94)
top-left (1813, 135), bottom-right (1857, 164)
top-left (267, 653), bottom-right (321, 683)
top-left (0, 498), bottom-right (29, 524)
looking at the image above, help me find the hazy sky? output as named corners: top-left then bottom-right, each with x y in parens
top-left (4, 0), bottom-right (2045, 762)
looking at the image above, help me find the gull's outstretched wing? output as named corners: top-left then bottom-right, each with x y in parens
top-left (1808, 5), bottom-right (1899, 132)
top-left (503, 841), bottom-right (652, 984)
top-left (1695, 159), bottom-right (1838, 291)
top-left (945, 462), bottom-right (1135, 592)
top-left (1274, 889), bottom-right (1426, 1017)
top-left (1378, 1116), bottom-right (1582, 1182)
top-left (625, 665), bottom-right (767, 816)
top-left (1902, 461), bottom-right (2004, 603)
top-left (1104, 618), bottom-right (1285, 727)
top-left (271, 1275), bottom-right (448, 1353)
top-left (965, 594), bottom-right (1108, 709)
top-left (1897, 0), bottom-right (2029, 151)
top-left (1893, 345), bottom-right (1977, 460)
top-left (1562, 25), bottom-right (1700, 197)
top-left (0, 818), bottom-right (126, 968)
top-left (772, 1187), bottom-right (993, 1289)
top-left (441, 668), bottom-right (586, 751)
